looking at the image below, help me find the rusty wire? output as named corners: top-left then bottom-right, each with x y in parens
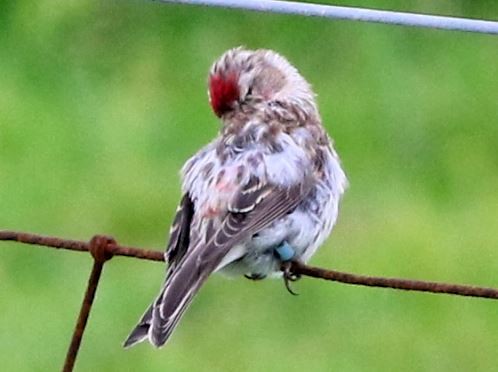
top-left (2, 230), bottom-right (498, 299)
top-left (0, 230), bottom-right (161, 372)
top-left (62, 235), bottom-right (115, 372)
top-left (0, 230), bottom-right (164, 261)
top-left (2, 229), bottom-right (498, 371)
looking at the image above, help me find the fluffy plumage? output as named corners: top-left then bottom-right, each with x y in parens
top-left (124, 48), bottom-right (347, 348)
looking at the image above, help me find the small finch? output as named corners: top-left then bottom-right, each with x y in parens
top-left (124, 48), bottom-right (347, 348)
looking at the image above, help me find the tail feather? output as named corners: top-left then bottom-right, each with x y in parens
top-left (124, 209), bottom-right (249, 348)
top-left (123, 305), bottom-right (153, 348)
top-left (124, 244), bottom-right (224, 348)
top-left (149, 252), bottom-right (213, 347)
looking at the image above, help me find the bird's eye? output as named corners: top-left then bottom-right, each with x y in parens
top-left (246, 86), bottom-right (253, 97)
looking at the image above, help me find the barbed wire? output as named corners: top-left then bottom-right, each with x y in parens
top-left (157, 0), bottom-right (498, 35)
top-left (2, 229), bottom-right (498, 371)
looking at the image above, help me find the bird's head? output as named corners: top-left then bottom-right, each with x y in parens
top-left (208, 48), bottom-right (317, 118)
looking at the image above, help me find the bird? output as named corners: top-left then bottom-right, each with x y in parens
top-left (123, 47), bottom-right (348, 348)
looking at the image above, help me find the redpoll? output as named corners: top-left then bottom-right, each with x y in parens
top-left (124, 47), bottom-right (347, 348)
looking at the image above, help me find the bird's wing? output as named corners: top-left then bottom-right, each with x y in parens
top-left (148, 174), bottom-right (315, 347)
top-left (165, 193), bottom-right (195, 273)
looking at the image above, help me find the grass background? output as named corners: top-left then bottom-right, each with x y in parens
top-left (1, 1), bottom-right (497, 370)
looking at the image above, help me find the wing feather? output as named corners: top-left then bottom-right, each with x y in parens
top-left (148, 174), bottom-right (315, 347)
top-left (165, 194), bottom-right (194, 272)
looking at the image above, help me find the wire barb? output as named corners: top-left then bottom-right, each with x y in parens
top-left (157, 0), bottom-right (498, 35)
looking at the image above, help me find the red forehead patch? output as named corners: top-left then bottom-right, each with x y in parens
top-left (209, 72), bottom-right (239, 117)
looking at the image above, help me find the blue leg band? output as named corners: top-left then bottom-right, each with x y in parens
top-left (275, 242), bottom-right (295, 262)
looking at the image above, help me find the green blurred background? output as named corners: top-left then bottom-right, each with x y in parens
top-left (1, 1), bottom-right (497, 371)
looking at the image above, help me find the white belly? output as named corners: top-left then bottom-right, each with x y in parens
top-left (218, 148), bottom-right (346, 278)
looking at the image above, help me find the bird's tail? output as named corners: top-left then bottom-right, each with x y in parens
top-left (123, 246), bottom-right (222, 348)
top-left (123, 304), bottom-right (154, 348)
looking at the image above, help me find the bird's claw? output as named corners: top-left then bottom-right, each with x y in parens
top-left (244, 273), bottom-right (266, 280)
top-left (281, 261), bottom-right (301, 296)
top-left (274, 242), bottom-right (300, 295)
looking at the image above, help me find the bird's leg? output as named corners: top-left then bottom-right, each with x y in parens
top-left (275, 242), bottom-right (301, 295)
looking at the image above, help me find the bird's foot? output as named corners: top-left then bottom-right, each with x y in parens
top-left (245, 273), bottom-right (267, 280)
top-left (281, 261), bottom-right (301, 296)
top-left (274, 242), bottom-right (300, 295)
